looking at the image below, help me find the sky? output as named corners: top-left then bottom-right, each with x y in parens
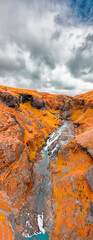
top-left (0, 0), bottom-right (93, 96)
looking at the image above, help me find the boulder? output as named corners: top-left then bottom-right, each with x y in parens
top-left (0, 109), bottom-right (31, 204)
top-left (31, 96), bottom-right (45, 109)
top-left (0, 90), bottom-right (19, 109)
top-left (85, 165), bottom-right (93, 192)
top-left (19, 93), bottom-right (32, 103)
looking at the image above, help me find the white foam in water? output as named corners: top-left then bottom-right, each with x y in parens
top-left (38, 213), bottom-right (45, 234)
top-left (22, 121), bottom-right (74, 238)
top-left (26, 220), bottom-right (32, 229)
top-left (22, 213), bottom-right (45, 238)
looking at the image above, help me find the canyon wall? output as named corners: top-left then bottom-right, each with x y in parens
top-left (0, 86), bottom-right (93, 239)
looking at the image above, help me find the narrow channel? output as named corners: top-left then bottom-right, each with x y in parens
top-left (11, 120), bottom-right (76, 240)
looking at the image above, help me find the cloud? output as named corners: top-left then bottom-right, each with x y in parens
top-left (67, 29), bottom-right (93, 84)
top-left (52, 30), bottom-right (61, 40)
top-left (0, 0), bottom-right (93, 95)
top-left (86, 33), bottom-right (93, 42)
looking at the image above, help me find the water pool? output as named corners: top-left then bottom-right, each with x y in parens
top-left (28, 232), bottom-right (49, 240)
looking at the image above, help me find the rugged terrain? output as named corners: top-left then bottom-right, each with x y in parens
top-left (0, 86), bottom-right (93, 239)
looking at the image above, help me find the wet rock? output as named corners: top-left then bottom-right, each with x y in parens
top-left (85, 165), bottom-right (93, 192)
top-left (9, 214), bottom-right (27, 240)
top-left (48, 141), bottom-right (57, 152)
top-left (61, 110), bottom-right (72, 119)
top-left (0, 90), bottom-right (19, 109)
top-left (0, 86), bottom-right (92, 239)
top-left (61, 134), bottom-right (68, 141)
top-left (51, 145), bottom-right (61, 158)
top-left (87, 202), bottom-right (93, 224)
top-left (59, 98), bottom-right (73, 119)
top-left (31, 96), bottom-right (45, 109)
top-left (19, 93), bottom-right (32, 103)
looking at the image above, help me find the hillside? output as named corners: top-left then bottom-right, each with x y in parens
top-left (0, 86), bottom-right (93, 240)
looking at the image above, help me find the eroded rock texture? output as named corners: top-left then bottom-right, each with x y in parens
top-left (51, 91), bottom-right (93, 240)
top-left (0, 86), bottom-right (92, 239)
top-left (86, 165), bottom-right (93, 192)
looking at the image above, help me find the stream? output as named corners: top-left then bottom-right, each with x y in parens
top-left (11, 120), bottom-right (76, 240)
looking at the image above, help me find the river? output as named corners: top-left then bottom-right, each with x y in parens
top-left (10, 120), bottom-right (76, 240)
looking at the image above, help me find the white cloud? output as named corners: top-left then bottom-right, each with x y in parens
top-left (0, 0), bottom-right (93, 95)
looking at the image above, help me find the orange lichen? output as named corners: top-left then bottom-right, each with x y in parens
top-left (52, 104), bottom-right (93, 240)
top-left (70, 109), bottom-right (84, 121)
top-left (0, 213), bottom-right (14, 240)
top-left (0, 86), bottom-right (93, 239)
top-left (0, 192), bottom-right (14, 240)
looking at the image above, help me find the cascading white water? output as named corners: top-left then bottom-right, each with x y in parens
top-left (38, 213), bottom-right (45, 234)
top-left (18, 120), bottom-right (75, 239)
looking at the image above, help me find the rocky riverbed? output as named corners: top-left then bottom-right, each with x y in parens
top-left (0, 86), bottom-right (93, 240)
top-left (10, 120), bottom-right (77, 239)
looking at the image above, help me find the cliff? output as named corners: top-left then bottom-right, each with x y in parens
top-left (0, 86), bottom-right (93, 239)
top-left (51, 91), bottom-right (93, 239)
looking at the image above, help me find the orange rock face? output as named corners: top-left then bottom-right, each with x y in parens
top-left (0, 86), bottom-right (93, 239)
top-left (0, 86), bottom-right (61, 239)
top-left (51, 92), bottom-right (93, 239)
top-left (0, 191), bottom-right (14, 240)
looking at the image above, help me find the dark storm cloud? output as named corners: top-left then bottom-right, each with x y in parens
top-left (52, 30), bottom-right (61, 40)
top-left (0, 56), bottom-right (26, 76)
top-left (67, 34), bottom-right (93, 84)
top-left (86, 34), bottom-right (93, 42)
top-left (0, 0), bottom-right (93, 95)
top-left (51, 79), bottom-right (76, 90)
top-left (67, 53), bottom-right (93, 79)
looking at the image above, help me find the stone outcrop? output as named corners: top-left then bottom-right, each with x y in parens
top-left (31, 96), bottom-right (45, 109)
top-left (0, 108), bottom-right (31, 210)
top-left (19, 93), bottom-right (32, 104)
top-left (85, 165), bottom-right (93, 192)
top-left (0, 86), bottom-right (62, 239)
top-left (51, 91), bottom-right (93, 240)
top-left (0, 89), bottom-right (19, 109)
top-left (51, 138), bottom-right (93, 239)
top-left (0, 191), bottom-right (14, 240)
top-left (0, 86), bottom-right (93, 239)
top-left (75, 128), bottom-right (93, 158)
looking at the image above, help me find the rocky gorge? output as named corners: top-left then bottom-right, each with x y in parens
top-left (0, 86), bottom-right (93, 240)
